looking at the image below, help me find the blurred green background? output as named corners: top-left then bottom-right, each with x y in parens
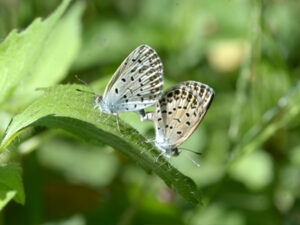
top-left (1, 0), bottom-right (300, 224)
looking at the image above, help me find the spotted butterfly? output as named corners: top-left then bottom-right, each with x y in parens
top-left (143, 81), bottom-right (214, 158)
top-left (91, 44), bottom-right (164, 127)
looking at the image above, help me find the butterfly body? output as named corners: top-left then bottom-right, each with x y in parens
top-left (94, 44), bottom-right (164, 118)
top-left (94, 96), bottom-right (115, 114)
top-left (149, 81), bottom-right (214, 158)
top-left (154, 143), bottom-right (179, 159)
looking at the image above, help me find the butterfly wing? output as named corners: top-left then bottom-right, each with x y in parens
top-left (103, 44), bottom-right (164, 112)
top-left (153, 81), bottom-right (214, 148)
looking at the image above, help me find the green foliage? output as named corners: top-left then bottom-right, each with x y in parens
top-left (0, 164), bottom-right (24, 209)
top-left (7, 1), bottom-right (83, 112)
top-left (0, 0), bottom-right (72, 106)
top-left (0, 84), bottom-right (202, 204)
top-left (0, 0), bottom-right (74, 210)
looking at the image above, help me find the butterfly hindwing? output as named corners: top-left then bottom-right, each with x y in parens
top-left (153, 81), bottom-right (214, 148)
top-left (103, 44), bottom-right (164, 112)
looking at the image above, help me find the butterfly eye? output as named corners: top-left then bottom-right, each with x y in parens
top-left (94, 96), bottom-right (103, 104)
top-left (171, 148), bottom-right (180, 156)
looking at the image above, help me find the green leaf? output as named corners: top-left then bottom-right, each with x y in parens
top-left (0, 0), bottom-right (72, 105)
top-left (8, 1), bottom-right (84, 111)
top-left (229, 81), bottom-right (300, 164)
top-left (0, 164), bottom-right (25, 210)
top-left (0, 84), bottom-right (202, 204)
top-left (0, 190), bottom-right (16, 211)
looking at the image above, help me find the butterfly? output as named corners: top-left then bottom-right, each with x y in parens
top-left (143, 81), bottom-right (214, 161)
top-left (78, 44), bottom-right (164, 128)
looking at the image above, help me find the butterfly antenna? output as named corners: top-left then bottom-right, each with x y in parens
top-left (179, 147), bottom-right (202, 156)
top-left (75, 75), bottom-right (98, 95)
top-left (75, 88), bottom-right (95, 95)
top-left (180, 150), bottom-right (201, 167)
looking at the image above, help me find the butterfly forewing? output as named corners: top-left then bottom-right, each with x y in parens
top-left (153, 81), bottom-right (214, 148)
top-left (103, 44), bottom-right (164, 112)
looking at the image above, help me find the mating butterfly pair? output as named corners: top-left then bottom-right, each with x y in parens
top-left (88, 45), bottom-right (214, 159)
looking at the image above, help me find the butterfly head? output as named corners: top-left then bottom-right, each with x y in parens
top-left (94, 95), bottom-right (103, 104)
top-left (94, 95), bottom-right (104, 110)
top-left (94, 95), bottom-right (112, 113)
top-left (171, 148), bottom-right (180, 157)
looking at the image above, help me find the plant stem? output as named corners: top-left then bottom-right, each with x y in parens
top-left (229, 0), bottom-right (263, 141)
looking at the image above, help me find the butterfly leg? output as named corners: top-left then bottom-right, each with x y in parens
top-left (95, 110), bottom-right (102, 123)
top-left (136, 109), bottom-right (145, 117)
top-left (156, 158), bottom-right (169, 169)
top-left (167, 157), bottom-right (172, 169)
top-left (139, 139), bottom-right (156, 154)
top-left (95, 111), bottom-right (103, 123)
top-left (116, 113), bottom-right (121, 132)
top-left (103, 113), bottom-right (109, 121)
top-left (155, 152), bottom-right (165, 163)
top-left (94, 105), bottom-right (100, 121)
top-left (137, 110), bottom-right (146, 121)
top-left (137, 137), bottom-right (153, 145)
top-left (138, 111), bottom-right (153, 121)
top-left (145, 138), bottom-right (154, 143)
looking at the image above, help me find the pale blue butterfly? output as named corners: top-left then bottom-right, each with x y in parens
top-left (78, 45), bottom-right (164, 129)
